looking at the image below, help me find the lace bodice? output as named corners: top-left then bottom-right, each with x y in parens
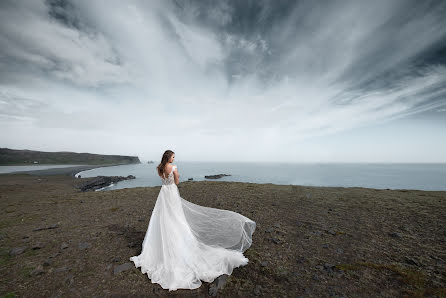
top-left (161, 165), bottom-right (177, 185)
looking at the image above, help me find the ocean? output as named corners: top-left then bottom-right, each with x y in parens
top-left (0, 164), bottom-right (86, 174)
top-left (71, 161), bottom-right (446, 191)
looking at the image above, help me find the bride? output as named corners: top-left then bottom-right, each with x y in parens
top-left (130, 150), bottom-right (256, 291)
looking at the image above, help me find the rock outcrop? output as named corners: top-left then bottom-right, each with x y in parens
top-left (204, 174), bottom-right (231, 179)
top-left (76, 175), bottom-right (136, 192)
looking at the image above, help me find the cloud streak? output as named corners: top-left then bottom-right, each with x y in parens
top-left (1, 0), bottom-right (445, 161)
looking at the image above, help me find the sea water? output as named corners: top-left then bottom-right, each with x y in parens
top-left (73, 161), bottom-right (446, 191)
top-left (0, 164), bottom-right (86, 174)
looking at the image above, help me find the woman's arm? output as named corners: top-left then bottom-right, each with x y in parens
top-left (173, 166), bottom-right (180, 185)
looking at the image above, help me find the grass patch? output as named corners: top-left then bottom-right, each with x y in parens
top-left (0, 220), bottom-right (14, 229)
top-left (109, 207), bottom-right (119, 212)
top-left (274, 265), bottom-right (290, 281)
top-left (0, 247), bottom-right (11, 266)
top-left (19, 265), bottom-right (34, 278)
top-left (408, 287), bottom-right (446, 297)
top-left (244, 248), bottom-right (260, 260)
top-left (23, 249), bottom-right (39, 258)
top-left (224, 276), bottom-right (254, 291)
top-left (336, 262), bottom-right (428, 290)
top-left (78, 270), bottom-right (95, 278)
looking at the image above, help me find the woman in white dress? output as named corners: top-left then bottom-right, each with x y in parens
top-left (130, 150), bottom-right (256, 291)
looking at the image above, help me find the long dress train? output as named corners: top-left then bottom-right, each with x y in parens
top-left (129, 165), bottom-right (256, 291)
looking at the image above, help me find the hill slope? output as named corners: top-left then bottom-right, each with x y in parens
top-left (0, 148), bottom-right (141, 165)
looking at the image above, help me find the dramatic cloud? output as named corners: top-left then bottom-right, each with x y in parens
top-left (1, 0), bottom-right (445, 162)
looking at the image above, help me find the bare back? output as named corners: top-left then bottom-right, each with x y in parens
top-left (160, 164), bottom-right (174, 179)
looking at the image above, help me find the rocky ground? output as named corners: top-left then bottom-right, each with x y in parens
top-left (0, 172), bottom-right (445, 297)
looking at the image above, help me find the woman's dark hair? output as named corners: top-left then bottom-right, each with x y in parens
top-left (157, 150), bottom-right (175, 178)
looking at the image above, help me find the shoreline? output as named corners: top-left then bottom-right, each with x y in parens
top-left (1, 166), bottom-right (444, 192)
top-left (2, 163), bottom-right (446, 191)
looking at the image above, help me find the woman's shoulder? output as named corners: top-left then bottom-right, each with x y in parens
top-left (165, 164), bottom-right (177, 170)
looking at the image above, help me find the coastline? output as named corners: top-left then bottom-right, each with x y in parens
top-left (0, 163), bottom-right (128, 178)
top-left (3, 162), bottom-right (446, 191)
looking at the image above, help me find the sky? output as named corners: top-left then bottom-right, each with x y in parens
top-left (1, 0), bottom-right (446, 163)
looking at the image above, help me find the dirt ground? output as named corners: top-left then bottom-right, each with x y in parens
top-left (0, 173), bottom-right (445, 297)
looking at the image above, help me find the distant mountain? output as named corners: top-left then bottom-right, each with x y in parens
top-left (0, 148), bottom-right (141, 165)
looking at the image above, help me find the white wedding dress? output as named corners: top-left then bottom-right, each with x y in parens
top-left (129, 165), bottom-right (256, 291)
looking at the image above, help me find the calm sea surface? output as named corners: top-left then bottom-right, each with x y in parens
top-left (73, 162), bottom-right (446, 191)
top-left (0, 164), bottom-right (86, 174)
top-left (2, 162), bottom-right (445, 191)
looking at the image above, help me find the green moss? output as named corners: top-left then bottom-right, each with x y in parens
top-left (0, 219), bottom-right (15, 229)
top-left (336, 262), bottom-right (428, 290)
top-left (406, 287), bottom-right (446, 297)
top-left (2, 292), bottom-right (17, 298)
top-left (19, 265), bottom-right (34, 278)
top-left (109, 207), bottom-right (119, 212)
top-left (78, 270), bottom-right (95, 278)
top-left (361, 262), bottom-right (426, 287)
top-left (224, 276), bottom-right (254, 291)
top-left (244, 249), bottom-right (260, 261)
top-left (0, 247), bottom-right (9, 256)
top-left (23, 249), bottom-right (39, 257)
top-left (0, 247), bottom-right (11, 266)
top-left (274, 265), bottom-right (289, 281)
top-left (336, 263), bottom-right (363, 271)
